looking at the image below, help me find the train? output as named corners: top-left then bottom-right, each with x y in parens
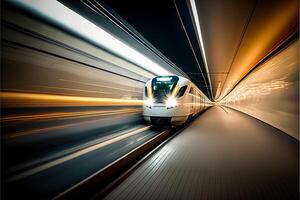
top-left (143, 75), bottom-right (210, 126)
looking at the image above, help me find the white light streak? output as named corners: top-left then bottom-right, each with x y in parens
top-left (190, 0), bottom-right (212, 95)
top-left (11, 0), bottom-right (171, 75)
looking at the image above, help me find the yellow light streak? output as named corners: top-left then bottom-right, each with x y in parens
top-left (0, 92), bottom-right (143, 107)
top-left (1, 108), bottom-right (141, 123)
top-left (4, 111), bottom-right (141, 139)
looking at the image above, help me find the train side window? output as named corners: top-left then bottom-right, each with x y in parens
top-left (176, 85), bottom-right (187, 97)
top-left (145, 86), bottom-right (148, 97)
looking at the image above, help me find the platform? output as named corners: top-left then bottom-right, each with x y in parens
top-left (104, 106), bottom-right (299, 200)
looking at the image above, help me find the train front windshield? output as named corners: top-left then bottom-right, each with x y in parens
top-left (152, 76), bottom-right (179, 102)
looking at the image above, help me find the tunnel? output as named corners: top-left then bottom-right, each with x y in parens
top-left (0, 0), bottom-right (299, 199)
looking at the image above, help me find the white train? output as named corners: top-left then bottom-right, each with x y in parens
top-left (143, 75), bottom-right (210, 126)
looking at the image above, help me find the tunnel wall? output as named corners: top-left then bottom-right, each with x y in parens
top-left (1, 4), bottom-right (152, 141)
top-left (1, 5), bottom-right (154, 106)
top-left (221, 38), bottom-right (299, 140)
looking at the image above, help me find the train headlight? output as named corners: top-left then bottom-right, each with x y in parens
top-left (166, 97), bottom-right (177, 109)
top-left (145, 97), bottom-right (154, 108)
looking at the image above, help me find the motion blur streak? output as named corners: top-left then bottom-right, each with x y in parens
top-left (11, 0), bottom-right (171, 75)
top-left (1, 108), bottom-right (141, 123)
top-left (221, 38), bottom-right (299, 139)
top-left (1, 2), bottom-right (164, 198)
top-left (0, 92), bottom-right (143, 108)
top-left (2, 108), bottom-right (142, 139)
top-left (8, 126), bottom-right (150, 182)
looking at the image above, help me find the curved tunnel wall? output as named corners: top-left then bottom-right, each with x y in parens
top-left (0, 4), bottom-right (153, 143)
top-left (221, 38), bottom-right (299, 140)
top-left (1, 4), bottom-right (153, 107)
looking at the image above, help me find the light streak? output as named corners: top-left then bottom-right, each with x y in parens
top-left (190, 0), bottom-right (212, 94)
top-left (0, 92), bottom-right (143, 107)
top-left (8, 126), bottom-right (150, 182)
top-left (1, 108), bottom-right (141, 123)
top-left (11, 0), bottom-right (171, 75)
top-left (4, 111), bottom-right (142, 139)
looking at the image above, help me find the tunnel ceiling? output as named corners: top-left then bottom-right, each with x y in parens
top-left (59, 0), bottom-right (298, 101)
top-left (58, 0), bottom-right (213, 99)
top-left (194, 0), bottom-right (299, 101)
top-left (101, 0), bottom-right (213, 99)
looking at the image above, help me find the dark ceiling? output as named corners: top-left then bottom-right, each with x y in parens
top-left (59, 0), bottom-right (212, 98)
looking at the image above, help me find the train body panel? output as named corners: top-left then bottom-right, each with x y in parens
top-left (143, 75), bottom-right (210, 126)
